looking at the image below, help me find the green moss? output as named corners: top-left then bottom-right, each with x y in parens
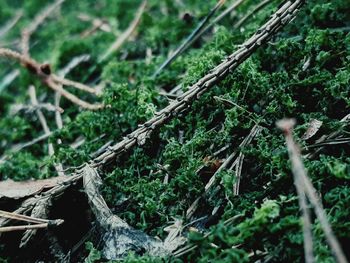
top-left (1, 0), bottom-right (350, 261)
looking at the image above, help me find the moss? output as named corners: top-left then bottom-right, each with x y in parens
top-left (1, 0), bottom-right (350, 261)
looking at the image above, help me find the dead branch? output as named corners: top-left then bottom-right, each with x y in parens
top-left (91, 0), bottom-right (304, 169)
top-left (99, 0), bottom-right (148, 62)
top-left (10, 103), bottom-right (63, 115)
top-left (0, 223), bottom-right (52, 233)
top-left (277, 118), bottom-right (348, 263)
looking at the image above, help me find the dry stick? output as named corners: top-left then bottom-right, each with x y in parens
top-left (10, 102), bottom-right (63, 115)
top-left (0, 209), bottom-right (52, 224)
top-left (277, 120), bottom-right (315, 263)
top-left (0, 224), bottom-right (51, 233)
top-left (153, 0), bottom-right (226, 77)
top-left (0, 132), bottom-right (53, 164)
top-left (0, 69), bottom-right (20, 92)
top-left (234, 0), bottom-right (275, 29)
top-left (186, 124), bottom-right (262, 219)
top-left (308, 137), bottom-right (350, 148)
top-left (55, 92), bottom-right (63, 130)
top-left (277, 119), bottom-right (348, 263)
top-left (55, 55), bottom-right (92, 145)
top-left (174, 214), bottom-right (243, 257)
top-left (29, 86), bottom-right (55, 156)
top-left (0, 48), bottom-right (102, 110)
top-left (21, 0), bottom-right (65, 57)
top-left (0, 0), bottom-right (304, 227)
top-left (295, 167), bottom-right (315, 263)
top-left (0, 210), bottom-right (64, 233)
top-left (51, 75), bottom-right (98, 95)
top-left (99, 0), bottom-right (148, 62)
top-left (0, 10), bottom-right (23, 39)
top-left (154, 0), bottom-right (246, 78)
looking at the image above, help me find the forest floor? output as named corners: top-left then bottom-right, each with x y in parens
top-left (0, 0), bottom-right (350, 262)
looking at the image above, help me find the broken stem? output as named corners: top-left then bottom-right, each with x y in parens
top-left (277, 118), bottom-right (348, 263)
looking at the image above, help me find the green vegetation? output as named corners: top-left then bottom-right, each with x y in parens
top-left (0, 0), bottom-right (349, 262)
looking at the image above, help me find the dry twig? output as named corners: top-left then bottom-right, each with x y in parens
top-left (99, 0), bottom-right (148, 62)
top-left (0, 209), bottom-right (63, 234)
top-left (21, 0), bottom-right (65, 57)
top-left (0, 48), bottom-right (102, 110)
top-left (277, 118), bottom-right (348, 263)
top-left (0, 11), bottom-right (23, 39)
top-left (153, 0), bottom-right (227, 77)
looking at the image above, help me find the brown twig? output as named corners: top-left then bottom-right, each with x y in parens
top-left (0, 223), bottom-right (52, 233)
top-left (277, 118), bottom-right (348, 263)
top-left (0, 48), bottom-right (103, 110)
top-left (0, 209), bottom-right (63, 234)
top-left (99, 0), bottom-right (148, 62)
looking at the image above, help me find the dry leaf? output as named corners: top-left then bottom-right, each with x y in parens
top-left (0, 176), bottom-right (67, 199)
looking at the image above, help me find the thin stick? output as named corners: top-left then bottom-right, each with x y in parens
top-left (0, 132), bottom-right (52, 164)
top-left (153, 0), bottom-right (227, 77)
top-left (0, 10), bottom-right (23, 39)
top-left (51, 74), bottom-right (98, 95)
top-left (0, 209), bottom-right (50, 224)
top-left (279, 120), bottom-right (315, 263)
top-left (0, 48), bottom-right (103, 110)
top-left (21, 0), bottom-right (65, 56)
top-left (29, 85), bottom-right (65, 175)
top-left (0, 223), bottom-right (49, 233)
top-left (29, 86), bottom-right (54, 156)
top-left (99, 0), bottom-right (148, 62)
top-left (277, 119), bottom-right (348, 263)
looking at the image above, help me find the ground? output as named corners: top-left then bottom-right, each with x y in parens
top-left (0, 0), bottom-right (350, 262)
